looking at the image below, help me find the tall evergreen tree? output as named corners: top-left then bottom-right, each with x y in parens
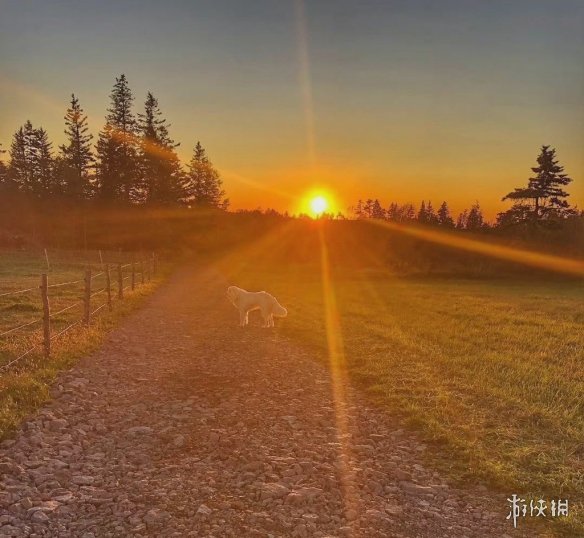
top-left (371, 199), bottom-right (386, 219)
top-left (184, 141), bottom-right (228, 209)
top-left (466, 202), bottom-right (484, 230)
top-left (8, 121), bottom-right (56, 197)
top-left (417, 200), bottom-right (427, 223)
top-left (426, 201), bottom-right (438, 224)
top-left (60, 94), bottom-right (94, 198)
top-left (96, 74), bottom-right (139, 203)
top-left (437, 201), bottom-right (454, 227)
top-left (32, 127), bottom-right (55, 197)
top-left (501, 145), bottom-right (574, 222)
top-left (138, 92), bottom-right (184, 204)
top-left (456, 210), bottom-right (468, 230)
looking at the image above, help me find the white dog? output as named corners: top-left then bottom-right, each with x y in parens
top-left (226, 286), bottom-right (287, 327)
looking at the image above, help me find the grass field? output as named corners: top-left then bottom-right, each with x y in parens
top-left (223, 250), bottom-right (584, 535)
top-left (0, 248), bottom-right (161, 440)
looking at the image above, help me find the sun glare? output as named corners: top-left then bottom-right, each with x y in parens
top-left (310, 195), bottom-right (329, 216)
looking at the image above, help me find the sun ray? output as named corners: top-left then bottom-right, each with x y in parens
top-left (318, 226), bottom-right (361, 534)
top-left (366, 219), bottom-right (584, 277)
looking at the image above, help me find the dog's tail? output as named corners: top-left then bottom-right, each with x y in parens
top-left (272, 301), bottom-right (288, 318)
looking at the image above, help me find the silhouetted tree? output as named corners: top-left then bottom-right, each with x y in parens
top-left (466, 202), bottom-right (484, 230)
top-left (138, 92), bottom-right (184, 204)
top-left (426, 201), bottom-right (438, 224)
top-left (354, 199), bottom-right (365, 219)
top-left (8, 121), bottom-right (56, 197)
top-left (500, 145), bottom-right (574, 223)
top-left (371, 199), bottom-right (386, 219)
top-left (60, 94), bottom-right (94, 198)
top-left (96, 74), bottom-right (139, 203)
top-left (183, 141), bottom-right (228, 209)
top-left (437, 201), bottom-right (454, 227)
top-left (417, 200), bottom-right (427, 223)
top-left (387, 202), bottom-right (398, 221)
top-left (456, 209), bottom-right (468, 229)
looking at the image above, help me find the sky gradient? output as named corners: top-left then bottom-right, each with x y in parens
top-left (1, 0), bottom-right (583, 218)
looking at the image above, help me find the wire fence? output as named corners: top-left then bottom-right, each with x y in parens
top-left (0, 251), bottom-right (159, 374)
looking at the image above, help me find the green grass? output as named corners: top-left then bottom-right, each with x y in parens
top-left (229, 260), bottom-right (583, 536)
top-left (0, 248), bottom-right (164, 440)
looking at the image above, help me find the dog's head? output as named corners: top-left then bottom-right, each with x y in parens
top-left (226, 286), bottom-right (240, 306)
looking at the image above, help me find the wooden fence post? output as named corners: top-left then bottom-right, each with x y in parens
top-left (131, 262), bottom-right (135, 291)
top-left (117, 263), bottom-right (123, 300)
top-left (140, 261), bottom-right (145, 285)
top-left (40, 274), bottom-right (50, 358)
top-left (84, 268), bottom-right (91, 326)
top-left (105, 264), bottom-right (112, 312)
top-left (44, 248), bottom-right (51, 272)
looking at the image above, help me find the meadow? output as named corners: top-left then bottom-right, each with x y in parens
top-left (220, 225), bottom-right (584, 534)
top-left (0, 248), bottom-right (161, 439)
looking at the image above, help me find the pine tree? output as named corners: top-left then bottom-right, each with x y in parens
top-left (60, 94), bottom-right (94, 198)
top-left (501, 145), bottom-right (574, 222)
top-left (417, 200), bottom-right (427, 223)
top-left (466, 202), bottom-right (484, 230)
top-left (456, 210), bottom-right (468, 229)
top-left (403, 203), bottom-right (415, 221)
top-left (371, 199), bottom-right (386, 219)
top-left (184, 141), bottom-right (228, 209)
top-left (426, 201), bottom-right (438, 224)
top-left (96, 74), bottom-right (139, 203)
top-left (8, 121), bottom-right (56, 197)
top-left (9, 122), bottom-right (34, 191)
top-left (437, 201), bottom-right (454, 227)
top-left (138, 92), bottom-right (184, 204)
top-left (31, 127), bottom-right (55, 197)
top-left (387, 202), bottom-right (398, 221)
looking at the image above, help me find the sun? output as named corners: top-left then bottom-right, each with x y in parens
top-left (310, 195), bottom-right (329, 216)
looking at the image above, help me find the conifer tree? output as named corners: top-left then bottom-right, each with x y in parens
top-left (456, 210), bottom-right (468, 229)
top-left (8, 121), bottom-right (56, 197)
top-left (60, 94), bottom-right (94, 198)
top-left (184, 141), bottom-right (228, 209)
top-left (501, 145), bottom-right (574, 222)
top-left (387, 202), bottom-right (398, 221)
top-left (96, 74), bottom-right (139, 203)
top-left (32, 127), bottom-right (55, 196)
top-left (426, 201), bottom-right (438, 224)
top-left (417, 200), bottom-right (427, 223)
top-left (437, 201), bottom-right (454, 227)
top-left (466, 202), bottom-right (484, 230)
top-left (138, 92), bottom-right (184, 204)
top-left (371, 199), bottom-right (386, 219)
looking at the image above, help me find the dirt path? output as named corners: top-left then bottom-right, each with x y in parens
top-left (0, 267), bottom-right (529, 537)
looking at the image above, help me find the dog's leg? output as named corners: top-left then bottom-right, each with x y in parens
top-left (239, 309), bottom-right (247, 327)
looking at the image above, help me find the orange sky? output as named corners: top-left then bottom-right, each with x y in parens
top-left (1, 1), bottom-right (582, 220)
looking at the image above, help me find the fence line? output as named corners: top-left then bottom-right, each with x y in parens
top-left (0, 252), bottom-right (160, 373)
top-left (0, 286), bottom-right (38, 298)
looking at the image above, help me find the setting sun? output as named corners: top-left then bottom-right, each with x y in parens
top-left (310, 195), bottom-right (329, 216)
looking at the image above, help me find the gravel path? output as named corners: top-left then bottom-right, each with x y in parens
top-left (0, 267), bottom-right (530, 537)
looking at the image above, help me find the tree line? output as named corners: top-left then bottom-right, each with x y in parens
top-left (0, 74), bottom-right (228, 208)
top-left (351, 145), bottom-right (579, 230)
